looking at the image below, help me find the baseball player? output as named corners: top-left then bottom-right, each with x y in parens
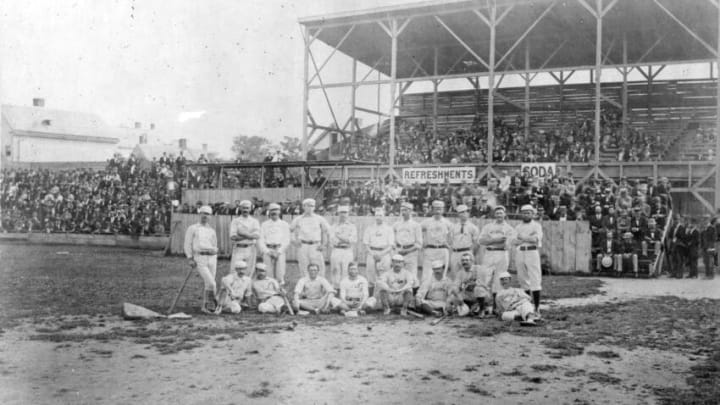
top-left (259, 203), bottom-right (291, 285)
top-left (448, 204), bottom-right (480, 280)
top-left (495, 271), bottom-right (540, 325)
top-left (415, 260), bottom-right (459, 316)
top-left (229, 200), bottom-right (261, 278)
top-left (393, 202), bottom-right (423, 282)
top-left (214, 260), bottom-right (253, 314)
top-left (511, 204), bottom-right (544, 315)
top-left (183, 205), bottom-right (219, 313)
top-left (362, 208), bottom-right (394, 290)
top-left (376, 254), bottom-right (416, 316)
top-left (329, 205), bottom-right (358, 287)
top-left (478, 206), bottom-right (516, 313)
top-left (336, 262), bottom-right (377, 315)
top-left (290, 198), bottom-right (331, 278)
top-left (252, 263), bottom-right (288, 314)
top-left (420, 200), bottom-right (453, 282)
top-left (454, 252), bottom-right (493, 317)
top-left (293, 263), bottom-right (337, 314)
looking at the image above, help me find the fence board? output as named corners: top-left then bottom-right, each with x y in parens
top-left (182, 188), bottom-right (305, 206)
top-left (171, 214), bottom-right (590, 274)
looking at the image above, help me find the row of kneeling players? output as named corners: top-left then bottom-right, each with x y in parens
top-left (184, 202), bottom-right (544, 324)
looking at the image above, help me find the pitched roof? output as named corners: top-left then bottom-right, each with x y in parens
top-left (1, 104), bottom-right (119, 141)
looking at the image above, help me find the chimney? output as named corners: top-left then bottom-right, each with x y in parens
top-left (32, 98), bottom-right (45, 107)
top-left (150, 123), bottom-right (155, 130)
top-left (134, 122), bottom-right (141, 129)
top-left (139, 134), bottom-right (148, 144)
top-left (202, 143), bottom-right (208, 152)
top-left (179, 138), bottom-right (187, 149)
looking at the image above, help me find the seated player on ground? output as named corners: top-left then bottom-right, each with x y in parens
top-left (376, 254), bottom-right (416, 316)
top-left (252, 263), bottom-right (289, 314)
top-left (494, 272), bottom-right (541, 325)
top-left (454, 252), bottom-right (493, 317)
top-left (214, 260), bottom-right (253, 314)
top-left (416, 260), bottom-right (466, 317)
top-left (293, 263), bottom-right (336, 314)
top-left (336, 262), bottom-right (377, 316)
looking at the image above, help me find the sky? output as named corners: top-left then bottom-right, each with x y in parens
top-left (0, 0), bottom-right (712, 159)
top-left (0, 0), bottom-right (418, 157)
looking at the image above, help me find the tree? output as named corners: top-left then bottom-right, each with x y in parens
top-left (279, 136), bottom-right (302, 160)
top-left (231, 135), bottom-right (270, 162)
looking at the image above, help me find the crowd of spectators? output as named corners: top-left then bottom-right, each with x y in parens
top-left (0, 153), bottom-right (182, 235)
top-left (333, 109), bottom-right (660, 164)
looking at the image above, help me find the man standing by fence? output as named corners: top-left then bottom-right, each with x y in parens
top-left (329, 205), bottom-right (358, 287)
top-left (291, 198), bottom-right (330, 278)
top-left (363, 208), bottom-right (394, 291)
top-left (183, 205), bottom-right (219, 313)
top-left (421, 200), bottom-right (452, 282)
top-left (393, 202), bottom-right (423, 282)
top-left (512, 204), bottom-right (543, 316)
top-left (230, 200), bottom-right (261, 278)
top-left (478, 206), bottom-right (516, 313)
top-left (260, 203), bottom-right (291, 286)
top-left (448, 204), bottom-right (479, 281)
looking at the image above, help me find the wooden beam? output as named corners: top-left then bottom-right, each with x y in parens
top-left (435, 16), bottom-right (489, 69)
top-left (355, 106), bottom-right (389, 117)
top-left (309, 25), bottom-right (356, 84)
top-left (601, 94), bottom-right (622, 109)
top-left (652, 0), bottom-right (718, 57)
top-left (495, 1), bottom-right (556, 68)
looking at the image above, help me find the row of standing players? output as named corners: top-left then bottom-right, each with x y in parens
top-left (183, 199), bottom-right (544, 323)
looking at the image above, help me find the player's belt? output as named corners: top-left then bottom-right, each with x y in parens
top-left (301, 240), bottom-right (320, 244)
top-left (519, 245), bottom-right (537, 251)
top-left (369, 246), bottom-right (387, 251)
top-left (396, 243), bottom-right (415, 250)
top-left (235, 242), bottom-right (254, 247)
top-left (452, 247), bottom-right (471, 252)
top-left (486, 247), bottom-right (506, 251)
top-left (197, 250), bottom-right (216, 256)
top-left (334, 244), bottom-right (351, 249)
top-left (425, 244), bottom-right (446, 249)
top-left (266, 243), bottom-right (281, 249)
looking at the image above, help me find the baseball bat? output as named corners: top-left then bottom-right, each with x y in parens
top-left (431, 314), bottom-right (448, 326)
top-left (407, 309), bottom-right (425, 319)
top-left (167, 265), bottom-right (194, 315)
top-left (279, 288), bottom-right (295, 316)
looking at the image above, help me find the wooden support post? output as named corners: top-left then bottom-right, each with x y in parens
top-left (524, 41), bottom-right (531, 140)
top-left (302, 26), bottom-right (310, 161)
top-left (351, 59), bottom-right (357, 133)
top-left (647, 65), bottom-right (654, 122)
top-left (622, 34), bottom-right (628, 137)
top-left (594, 0), bottom-right (603, 167)
top-left (716, 1), bottom-right (720, 210)
top-left (389, 19), bottom-right (398, 173)
top-left (488, 1), bottom-right (497, 166)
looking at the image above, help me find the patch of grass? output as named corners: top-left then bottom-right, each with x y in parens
top-left (466, 384), bottom-right (492, 396)
top-left (530, 364), bottom-right (558, 372)
top-left (540, 276), bottom-right (605, 300)
top-left (587, 372), bottom-right (621, 385)
top-left (587, 350), bottom-right (620, 359)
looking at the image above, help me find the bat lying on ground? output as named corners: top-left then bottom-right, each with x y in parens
top-left (431, 314), bottom-right (448, 326)
top-left (407, 309), bottom-right (425, 319)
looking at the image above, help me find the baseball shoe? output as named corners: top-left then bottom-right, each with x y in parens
top-left (383, 308), bottom-right (391, 316)
top-left (400, 308), bottom-right (408, 317)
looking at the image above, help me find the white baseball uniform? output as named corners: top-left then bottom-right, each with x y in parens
top-left (291, 214), bottom-right (331, 278)
top-left (183, 222), bottom-right (218, 292)
top-left (260, 217), bottom-right (291, 284)
top-left (421, 216), bottom-right (452, 282)
top-left (449, 220), bottom-right (480, 280)
top-left (230, 215), bottom-right (261, 278)
top-left (363, 222), bottom-right (394, 285)
top-left (479, 221), bottom-right (516, 293)
top-left (329, 220), bottom-right (358, 287)
top-left (393, 218), bottom-right (423, 282)
top-left (513, 220), bottom-right (543, 291)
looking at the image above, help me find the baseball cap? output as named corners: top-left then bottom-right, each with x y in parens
top-left (391, 254), bottom-right (405, 262)
top-left (198, 205), bottom-right (212, 215)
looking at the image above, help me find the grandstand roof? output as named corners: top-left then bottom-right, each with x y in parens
top-left (299, 0), bottom-right (718, 79)
top-left (1, 104), bottom-right (120, 143)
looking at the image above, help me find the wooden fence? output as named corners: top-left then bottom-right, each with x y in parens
top-left (182, 188), bottom-right (307, 205)
top-left (170, 214), bottom-right (591, 274)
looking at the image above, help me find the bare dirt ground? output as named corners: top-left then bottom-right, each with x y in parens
top-left (0, 243), bottom-right (718, 405)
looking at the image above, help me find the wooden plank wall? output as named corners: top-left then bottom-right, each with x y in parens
top-left (182, 188), bottom-right (305, 205)
top-left (170, 214), bottom-right (591, 274)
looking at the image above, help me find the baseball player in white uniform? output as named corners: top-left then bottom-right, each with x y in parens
top-left (329, 205), bottom-right (358, 288)
top-left (362, 208), bottom-right (394, 289)
top-left (214, 260), bottom-right (253, 314)
top-left (393, 202), bottom-right (423, 282)
top-left (260, 203), bottom-right (291, 285)
top-left (478, 205), bottom-right (516, 313)
top-left (415, 260), bottom-right (459, 316)
top-left (293, 263), bottom-right (337, 314)
top-left (420, 200), bottom-right (452, 282)
top-left (336, 262), bottom-right (377, 315)
top-left (495, 271), bottom-right (540, 325)
top-left (230, 200), bottom-right (261, 278)
top-left (252, 263), bottom-right (288, 314)
top-left (448, 204), bottom-right (480, 281)
top-left (183, 205), bottom-right (219, 313)
top-left (290, 198), bottom-right (331, 278)
top-left (512, 204), bottom-right (544, 316)
top-left (376, 255), bottom-right (416, 316)
top-left (454, 252), bottom-right (493, 317)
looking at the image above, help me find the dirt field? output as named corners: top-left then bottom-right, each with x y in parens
top-left (0, 243), bottom-right (718, 405)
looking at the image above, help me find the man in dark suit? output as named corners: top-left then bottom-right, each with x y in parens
top-left (601, 207), bottom-right (618, 235)
top-left (642, 218), bottom-right (663, 258)
top-left (596, 230), bottom-right (619, 273)
top-left (618, 232), bottom-right (639, 276)
top-left (682, 218), bottom-right (701, 278)
top-left (668, 215), bottom-right (686, 277)
top-left (701, 216), bottom-right (716, 279)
